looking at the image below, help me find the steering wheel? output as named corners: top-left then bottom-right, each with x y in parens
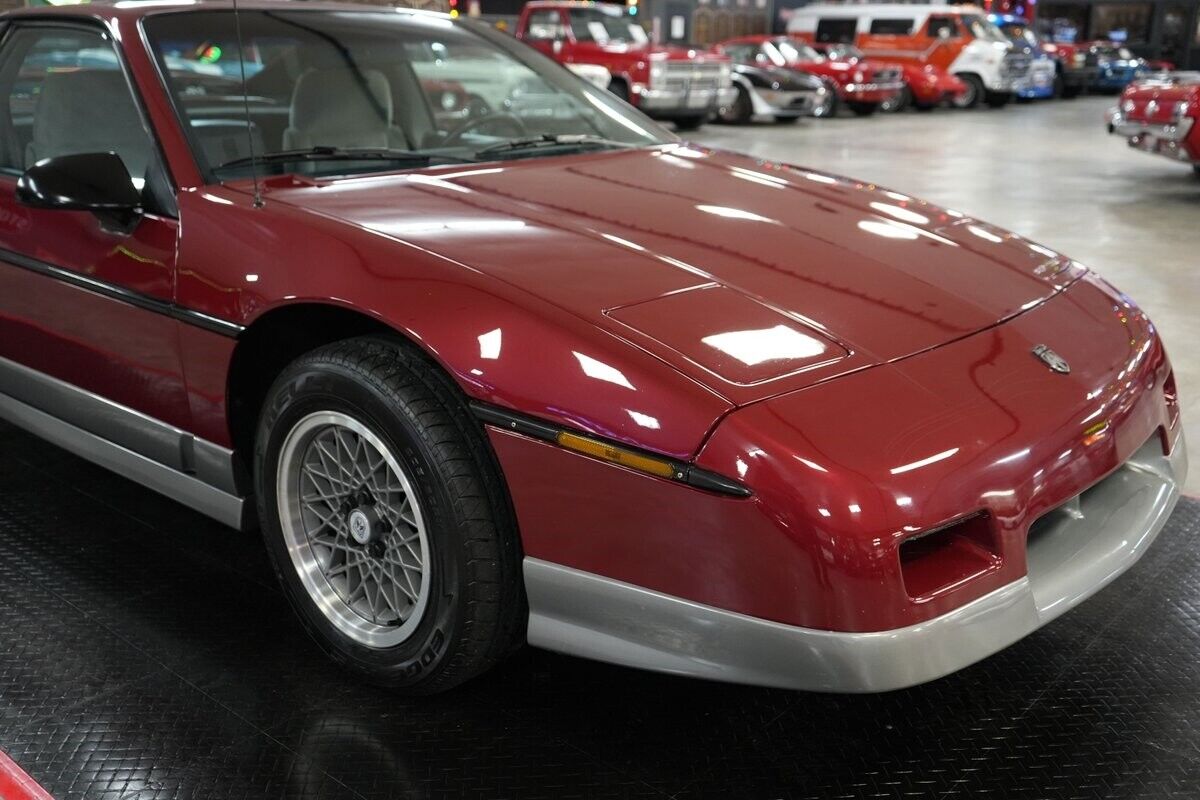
top-left (440, 113), bottom-right (529, 148)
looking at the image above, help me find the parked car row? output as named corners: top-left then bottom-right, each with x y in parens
top-left (495, 2), bottom-right (1156, 132)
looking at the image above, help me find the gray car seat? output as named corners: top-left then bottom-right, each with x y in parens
top-left (26, 70), bottom-right (150, 182)
top-left (283, 66), bottom-right (409, 150)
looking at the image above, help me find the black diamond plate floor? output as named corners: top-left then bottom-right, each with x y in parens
top-left (0, 419), bottom-right (1198, 799)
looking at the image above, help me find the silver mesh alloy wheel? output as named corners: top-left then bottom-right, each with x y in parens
top-left (277, 411), bottom-right (431, 648)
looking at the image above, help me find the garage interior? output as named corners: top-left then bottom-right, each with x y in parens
top-left (0, 0), bottom-right (1196, 792)
top-left (0, 93), bottom-right (1195, 797)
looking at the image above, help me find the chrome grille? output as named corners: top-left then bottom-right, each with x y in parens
top-left (662, 62), bottom-right (727, 93)
top-left (1001, 53), bottom-right (1032, 80)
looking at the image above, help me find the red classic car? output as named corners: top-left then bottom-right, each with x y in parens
top-left (515, 1), bottom-right (734, 130)
top-left (0, 1), bottom-right (1186, 694)
top-left (809, 43), bottom-right (967, 112)
top-left (1109, 74), bottom-right (1200, 174)
top-left (713, 35), bottom-right (903, 116)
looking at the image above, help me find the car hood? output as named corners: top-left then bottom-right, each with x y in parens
top-left (734, 63), bottom-right (824, 91)
top-left (266, 146), bottom-right (1080, 405)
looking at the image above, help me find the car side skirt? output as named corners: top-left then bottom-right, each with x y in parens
top-left (525, 432), bottom-right (1186, 692)
top-left (0, 356), bottom-right (249, 530)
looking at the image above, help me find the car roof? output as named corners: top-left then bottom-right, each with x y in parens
top-left (792, 3), bottom-right (984, 18)
top-left (524, 1), bottom-right (621, 8)
top-left (0, 0), bottom-right (450, 22)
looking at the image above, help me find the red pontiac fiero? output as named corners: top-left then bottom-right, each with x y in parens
top-left (0, 1), bottom-right (1186, 694)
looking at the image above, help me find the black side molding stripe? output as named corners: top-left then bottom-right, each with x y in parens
top-left (471, 401), bottom-right (752, 498)
top-left (0, 246), bottom-right (244, 338)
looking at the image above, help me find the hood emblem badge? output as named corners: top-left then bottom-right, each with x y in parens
top-left (1032, 344), bottom-right (1070, 375)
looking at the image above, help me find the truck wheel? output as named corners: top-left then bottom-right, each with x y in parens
top-left (985, 90), bottom-right (1012, 109)
top-left (673, 114), bottom-right (708, 131)
top-left (717, 85), bottom-right (753, 124)
top-left (255, 336), bottom-right (523, 694)
top-left (847, 101), bottom-right (878, 116)
top-left (952, 74), bottom-right (983, 108)
top-left (608, 78), bottom-right (630, 103)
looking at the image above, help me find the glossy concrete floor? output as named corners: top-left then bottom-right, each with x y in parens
top-left (0, 418), bottom-right (1199, 799)
top-left (696, 96), bottom-right (1200, 494)
top-left (2, 100), bottom-right (1200, 800)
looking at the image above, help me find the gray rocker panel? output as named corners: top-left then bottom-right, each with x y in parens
top-left (0, 356), bottom-right (248, 530)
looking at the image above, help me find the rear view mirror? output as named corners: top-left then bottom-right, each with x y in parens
top-left (16, 152), bottom-right (142, 229)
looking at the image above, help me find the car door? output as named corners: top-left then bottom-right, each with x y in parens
top-left (0, 21), bottom-right (192, 434)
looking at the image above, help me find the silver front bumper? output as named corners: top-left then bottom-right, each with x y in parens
top-left (1112, 113), bottom-right (1195, 142)
top-left (1111, 112), bottom-right (1197, 162)
top-left (843, 81), bottom-right (905, 95)
top-left (526, 430), bottom-right (1187, 692)
top-left (750, 87), bottom-right (817, 116)
top-left (638, 84), bottom-right (737, 113)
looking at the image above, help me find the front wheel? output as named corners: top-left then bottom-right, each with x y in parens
top-left (717, 85), bottom-right (753, 124)
top-left (880, 87), bottom-right (911, 113)
top-left (255, 336), bottom-right (523, 694)
top-left (952, 74), bottom-right (984, 108)
top-left (847, 101), bottom-right (878, 116)
top-left (811, 85), bottom-right (839, 118)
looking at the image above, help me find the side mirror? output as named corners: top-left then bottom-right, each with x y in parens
top-left (16, 152), bottom-right (141, 228)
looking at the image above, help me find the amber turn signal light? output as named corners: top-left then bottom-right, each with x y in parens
top-left (470, 402), bottom-right (752, 498)
top-left (555, 431), bottom-right (681, 479)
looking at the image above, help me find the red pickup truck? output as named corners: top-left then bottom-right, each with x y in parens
top-left (515, 0), bottom-right (734, 130)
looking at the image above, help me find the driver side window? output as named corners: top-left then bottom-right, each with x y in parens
top-left (927, 17), bottom-right (960, 38)
top-left (526, 11), bottom-right (567, 41)
top-left (0, 26), bottom-right (152, 189)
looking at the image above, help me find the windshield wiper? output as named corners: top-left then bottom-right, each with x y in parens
top-left (475, 134), bottom-right (637, 159)
top-left (214, 146), bottom-right (477, 171)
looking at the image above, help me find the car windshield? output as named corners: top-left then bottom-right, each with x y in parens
top-left (144, 10), bottom-right (668, 181)
top-left (1094, 45), bottom-right (1136, 60)
top-left (767, 39), bottom-right (819, 66)
top-left (821, 44), bottom-right (864, 60)
top-left (961, 15), bottom-right (1010, 44)
top-left (999, 22), bottom-right (1038, 47)
top-left (567, 7), bottom-right (649, 45)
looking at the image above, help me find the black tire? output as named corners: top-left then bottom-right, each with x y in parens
top-left (880, 86), bottom-right (911, 113)
top-left (1062, 84), bottom-right (1081, 99)
top-left (985, 90), bottom-right (1012, 109)
top-left (1052, 72), bottom-right (1065, 99)
top-left (255, 336), bottom-right (523, 694)
top-left (847, 101), bottom-right (878, 116)
top-left (717, 85), bottom-right (753, 124)
top-left (773, 114), bottom-right (802, 123)
top-left (953, 74), bottom-right (984, 108)
top-left (913, 101), bottom-right (936, 112)
top-left (608, 78), bottom-right (630, 103)
top-left (672, 114), bottom-right (707, 131)
top-left (811, 84), bottom-right (839, 118)
top-left (1192, 164), bottom-right (1200, 177)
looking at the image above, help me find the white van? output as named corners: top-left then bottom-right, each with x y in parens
top-left (787, 4), bottom-right (1031, 108)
